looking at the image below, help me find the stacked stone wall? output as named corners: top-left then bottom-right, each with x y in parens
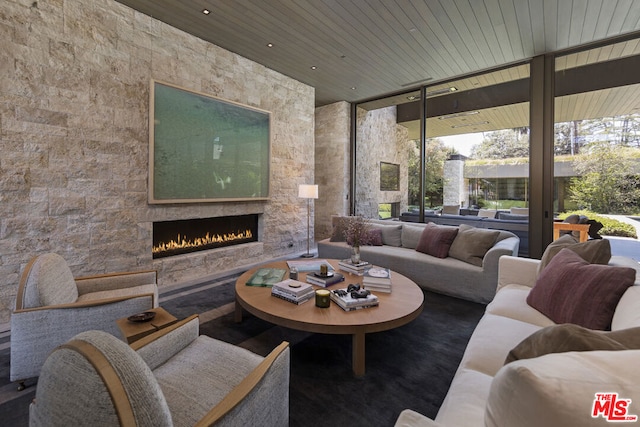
top-left (0, 0), bottom-right (314, 325)
top-left (314, 102), bottom-right (350, 240)
top-left (355, 107), bottom-right (410, 219)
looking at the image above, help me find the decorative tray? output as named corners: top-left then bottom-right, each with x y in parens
top-left (127, 311), bottom-right (156, 323)
top-left (313, 271), bottom-right (334, 278)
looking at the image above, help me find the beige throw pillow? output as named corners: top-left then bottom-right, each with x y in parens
top-left (505, 324), bottom-right (640, 364)
top-left (486, 351), bottom-right (640, 427)
top-left (375, 224), bottom-right (403, 247)
top-left (448, 224), bottom-right (500, 266)
top-left (401, 225), bottom-right (424, 249)
top-left (537, 234), bottom-right (611, 274)
top-left (329, 216), bottom-right (347, 242)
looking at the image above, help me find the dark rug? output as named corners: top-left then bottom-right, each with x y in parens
top-left (0, 274), bottom-right (485, 427)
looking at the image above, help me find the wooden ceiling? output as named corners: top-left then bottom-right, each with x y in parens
top-left (399, 40), bottom-right (640, 139)
top-left (114, 0), bottom-right (640, 108)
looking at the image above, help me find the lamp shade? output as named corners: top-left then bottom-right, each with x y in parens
top-left (298, 184), bottom-right (318, 199)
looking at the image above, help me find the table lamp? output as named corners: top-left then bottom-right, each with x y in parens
top-left (298, 184), bottom-right (318, 258)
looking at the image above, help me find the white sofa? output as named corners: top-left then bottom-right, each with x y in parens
top-left (318, 217), bottom-right (519, 304)
top-left (395, 254), bottom-right (640, 427)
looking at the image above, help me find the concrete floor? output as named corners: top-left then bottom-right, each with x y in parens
top-left (603, 215), bottom-right (640, 262)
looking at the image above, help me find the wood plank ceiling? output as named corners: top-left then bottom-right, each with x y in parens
top-left (114, 0), bottom-right (640, 107)
top-left (115, 0), bottom-right (640, 138)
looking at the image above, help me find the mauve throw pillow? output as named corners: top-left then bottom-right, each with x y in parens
top-left (415, 222), bottom-right (458, 258)
top-left (527, 248), bottom-right (636, 330)
top-left (366, 228), bottom-right (383, 246)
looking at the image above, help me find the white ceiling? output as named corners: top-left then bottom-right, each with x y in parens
top-left (114, 0), bottom-right (640, 107)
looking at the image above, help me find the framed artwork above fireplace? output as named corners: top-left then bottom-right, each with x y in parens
top-left (149, 80), bottom-right (271, 204)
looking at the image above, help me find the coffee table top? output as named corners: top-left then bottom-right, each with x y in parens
top-left (235, 259), bottom-right (424, 335)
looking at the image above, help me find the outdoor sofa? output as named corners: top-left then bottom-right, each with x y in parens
top-left (400, 209), bottom-right (529, 257)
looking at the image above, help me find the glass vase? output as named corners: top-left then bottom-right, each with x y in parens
top-left (350, 245), bottom-right (361, 264)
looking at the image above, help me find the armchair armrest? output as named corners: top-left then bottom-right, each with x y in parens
top-left (497, 255), bottom-right (540, 293)
top-left (75, 270), bottom-right (157, 295)
top-left (195, 341), bottom-right (290, 427)
top-left (10, 295), bottom-right (154, 382)
top-left (13, 293), bottom-right (156, 313)
top-left (132, 315), bottom-right (200, 370)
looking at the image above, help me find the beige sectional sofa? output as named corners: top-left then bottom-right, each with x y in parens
top-left (395, 253), bottom-right (640, 427)
top-left (317, 217), bottom-right (519, 304)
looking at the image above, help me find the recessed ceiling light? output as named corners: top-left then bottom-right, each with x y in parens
top-left (451, 121), bottom-right (489, 129)
top-left (310, 66), bottom-right (317, 70)
top-left (438, 111), bottom-right (479, 120)
top-left (202, 9), bottom-right (210, 15)
top-left (267, 43), bottom-right (273, 48)
top-left (351, 87), bottom-right (356, 90)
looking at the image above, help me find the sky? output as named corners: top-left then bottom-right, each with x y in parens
top-left (439, 132), bottom-right (485, 157)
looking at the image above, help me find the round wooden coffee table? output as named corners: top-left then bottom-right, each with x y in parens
top-left (235, 259), bottom-right (424, 376)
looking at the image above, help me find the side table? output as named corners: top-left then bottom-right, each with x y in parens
top-left (116, 307), bottom-right (178, 344)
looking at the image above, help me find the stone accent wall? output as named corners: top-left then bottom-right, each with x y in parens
top-left (314, 102), bottom-right (350, 240)
top-left (355, 107), bottom-right (410, 219)
top-left (0, 0), bottom-right (314, 326)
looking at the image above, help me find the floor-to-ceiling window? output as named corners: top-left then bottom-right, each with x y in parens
top-left (423, 65), bottom-right (530, 216)
top-left (354, 64), bottom-right (531, 252)
top-left (353, 36), bottom-right (640, 258)
top-left (554, 38), bottom-right (640, 238)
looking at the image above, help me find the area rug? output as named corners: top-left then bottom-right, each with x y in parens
top-left (0, 273), bottom-right (485, 427)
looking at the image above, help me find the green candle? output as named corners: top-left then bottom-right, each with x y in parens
top-left (315, 289), bottom-right (330, 308)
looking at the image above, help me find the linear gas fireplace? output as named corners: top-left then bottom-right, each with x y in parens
top-left (153, 214), bottom-right (259, 259)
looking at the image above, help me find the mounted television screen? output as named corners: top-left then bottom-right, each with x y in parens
top-left (380, 162), bottom-right (400, 191)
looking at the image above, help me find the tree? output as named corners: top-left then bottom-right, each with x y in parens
top-left (407, 140), bottom-right (421, 206)
top-left (555, 121), bottom-right (584, 155)
top-left (470, 129), bottom-right (529, 159)
top-left (407, 138), bottom-right (455, 207)
top-left (569, 141), bottom-right (640, 214)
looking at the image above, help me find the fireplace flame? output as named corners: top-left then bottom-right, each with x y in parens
top-left (152, 229), bottom-right (253, 255)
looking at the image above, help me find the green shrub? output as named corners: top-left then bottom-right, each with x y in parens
top-left (557, 210), bottom-right (637, 238)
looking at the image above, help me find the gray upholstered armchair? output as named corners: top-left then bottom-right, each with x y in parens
top-left (10, 253), bottom-right (158, 389)
top-left (29, 315), bottom-right (290, 427)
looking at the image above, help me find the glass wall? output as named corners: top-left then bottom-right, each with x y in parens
top-left (354, 65), bottom-right (531, 253)
top-left (354, 35), bottom-right (640, 256)
top-left (554, 38), bottom-right (640, 239)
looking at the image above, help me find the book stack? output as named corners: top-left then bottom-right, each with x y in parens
top-left (286, 259), bottom-right (335, 273)
top-left (338, 259), bottom-right (370, 276)
top-left (245, 268), bottom-right (287, 287)
top-left (306, 271), bottom-right (345, 287)
top-left (330, 288), bottom-right (379, 311)
top-left (271, 279), bottom-right (314, 304)
top-left (362, 266), bottom-right (392, 293)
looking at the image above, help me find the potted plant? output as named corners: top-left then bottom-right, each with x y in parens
top-left (342, 216), bottom-right (371, 264)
